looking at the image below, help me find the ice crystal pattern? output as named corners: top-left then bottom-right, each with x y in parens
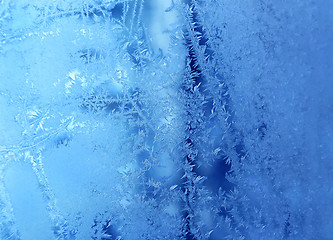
top-left (0, 0), bottom-right (332, 239)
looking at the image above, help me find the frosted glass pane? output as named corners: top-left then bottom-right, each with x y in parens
top-left (0, 0), bottom-right (332, 239)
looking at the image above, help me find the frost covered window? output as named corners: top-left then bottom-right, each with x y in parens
top-left (0, 0), bottom-right (332, 239)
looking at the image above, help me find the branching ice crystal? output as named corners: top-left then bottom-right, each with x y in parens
top-left (0, 0), bottom-right (332, 239)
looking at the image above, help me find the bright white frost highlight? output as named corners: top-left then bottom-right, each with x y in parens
top-left (144, 0), bottom-right (178, 52)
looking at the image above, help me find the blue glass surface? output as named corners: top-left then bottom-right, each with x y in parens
top-left (0, 0), bottom-right (332, 239)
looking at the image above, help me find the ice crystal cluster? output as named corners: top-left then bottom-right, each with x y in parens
top-left (0, 0), bottom-right (332, 239)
